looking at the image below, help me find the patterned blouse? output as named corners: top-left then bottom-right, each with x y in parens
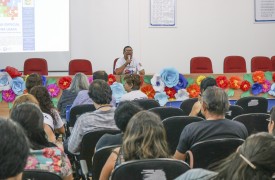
top-left (25, 147), bottom-right (72, 177)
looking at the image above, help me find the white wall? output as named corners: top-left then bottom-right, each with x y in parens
top-left (1, 0), bottom-right (275, 74)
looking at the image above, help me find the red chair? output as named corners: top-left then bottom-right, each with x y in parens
top-left (251, 56), bottom-right (272, 72)
top-left (190, 57), bottom-right (213, 73)
top-left (113, 58), bottom-right (119, 74)
top-left (24, 58), bottom-right (48, 75)
top-left (271, 56), bottom-right (275, 71)
top-left (223, 56), bottom-right (247, 73)
top-left (69, 59), bottom-right (93, 75)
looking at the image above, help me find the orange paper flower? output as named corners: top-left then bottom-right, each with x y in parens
top-left (216, 76), bottom-right (228, 89)
top-left (141, 85), bottom-right (156, 99)
top-left (229, 76), bottom-right (241, 89)
top-left (186, 84), bottom-right (200, 98)
top-left (108, 74), bottom-right (116, 85)
top-left (252, 71), bottom-right (265, 83)
top-left (164, 87), bottom-right (176, 99)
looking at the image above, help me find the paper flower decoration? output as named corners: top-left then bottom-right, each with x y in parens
top-left (240, 80), bottom-right (251, 91)
top-left (268, 83), bottom-right (275, 96)
top-left (5, 66), bottom-right (22, 78)
top-left (110, 82), bottom-right (126, 103)
top-left (229, 76), bottom-right (241, 89)
top-left (164, 87), bottom-right (176, 99)
top-left (160, 67), bottom-right (179, 88)
top-left (151, 73), bottom-right (165, 92)
top-left (196, 75), bottom-right (206, 85)
top-left (108, 74), bottom-right (116, 85)
top-left (252, 71), bottom-right (265, 83)
top-left (88, 76), bottom-right (93, 84)
top-left (154, 92), bottom-right (169, 106)
top-left (47, 84), bottom-right (60, 97)
top-left (262, 80), bottom-right (271, 93)
top-left (216, 76), bottom-right (228, 89)
top-left (187, 84), bottom-right (200, 98)
top-left (251, 83), bottom-right (263, 95)
top-left (175, 89), bottom-right (189, 101)
top-left (2, 89), bottom-right (16, 102)
top-left (41, 75), bottom-right (47, 86)
top-left (174, 74), bottom-right (188, 91)
top-left (58, 76), bottom-right (72, 90)
top-left (141, 85), bottom-right (156, 99)
top-left (11, 77), bottom-right (25, 95)
top-left (0, 72), bottom-right (12, 91)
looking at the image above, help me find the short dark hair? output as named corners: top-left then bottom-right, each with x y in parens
top-left (0, 118), bottom-right (29, 179)
top-left (93, 70), bottom-right (108, 82)
top-left (200, 77), bottom-right (217, 93)
top-left (25, 73), bottom-right (42, 92)
top-left (123, 46), bottom-right (132, 53)
top-left (124, 74), bottom-right (142, 90)
top-left (88, 79), bottom-right (112, 104)
top-left (115, 101), bottom-right (142, 132)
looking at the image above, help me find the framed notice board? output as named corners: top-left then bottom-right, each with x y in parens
top-left (255, 0), bottom-right (275, 22)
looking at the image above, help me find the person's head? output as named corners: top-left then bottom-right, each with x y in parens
top-left (0, 118), bottom-right (29, 180)
top-left (11, 94), bottom-right (39, 113)
top-left (122, 111), bottom-right (170, 161)
top-left (123, 46), bottom-right (133, 59)
top-left (201, 86), bottom-right (229, 117)
top-left (88, 79), bottom-right (112, 105)
top-left (212, 132), bottom-right (275, 180)
top-left (123, 74), bottom-right (142, 92)
top-left (10, 103), bottom-right (50, 150)
top-left (269, 106), bottom-right (275, 135)
top-left (69, 72), bottom-right (89, 93)
top-left (25, 73), bottom-right (42, 92)
top-left (93, 70), bottom-right (108, 82)
top-left (200, 77), bottom-right (217, 93)
top-left (115, 101), bottom-right (142, 132)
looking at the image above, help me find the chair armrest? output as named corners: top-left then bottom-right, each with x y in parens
top-left (80, 160), bottom-right (88, 179)
top-left (185, 150), bottom-right (194, 169)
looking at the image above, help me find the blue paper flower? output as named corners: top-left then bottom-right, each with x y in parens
top-left (151, 73), bottom-right (165, 92)
top-left (251, 83), bottom-right (263, 95)
top-left (11, 77), bottom-right (26, 95)
top-left (110, 82), bottom-right (126, 103)
top-left (160, 67), bottom-right (179, 88)
top-left (154, 92), bottom-right (169, 106)
top-left (0, 72), bottom-right (12, 91)
top-left (268, 83), bottom-right (275, 96)
top-left (41, 75), bottom-right (47, 86)
top-left (174, 74), bottom-right (188, 91)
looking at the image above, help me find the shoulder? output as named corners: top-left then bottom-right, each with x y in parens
top-left (176, 168), bottom-right (217, 180)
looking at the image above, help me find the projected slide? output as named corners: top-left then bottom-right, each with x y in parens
top-left (0, 0), bottom-right (69, 52)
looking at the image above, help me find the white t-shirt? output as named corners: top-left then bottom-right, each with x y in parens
top-left (115, 57), bottom-right (144, 74)
top-left (43, 109), bottom-right (64, 130)
top-left (120, 90), bottom-right (148, 102)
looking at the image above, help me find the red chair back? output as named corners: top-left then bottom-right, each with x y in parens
top-left (224, 56), bottom-right (247, 73)
top-left (271, 56), bottom-right (275, 71)
top-left (251, 56), bottom-right (272, 72)
top-left (24, 58), bottom-right (48, 75)
top-left (190, 57), bottom-right (213, 73)
top-left (69, 59), bottom-right (93, 75)
top-left (113, 58), bottom-right (119, 74)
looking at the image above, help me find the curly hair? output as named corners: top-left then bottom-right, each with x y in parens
top-left (124, 74), bottom-right (142, 90)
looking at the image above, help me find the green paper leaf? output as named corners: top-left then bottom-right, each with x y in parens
top-left (265, 71), bottom-right (272, 81)
top-left (187, 78), bottom-right (194, 87)
top-left (8, 102), bottom-right (13, 109)
top-left (207, 75), bottom-right (215, 79)
top-left (52, 98), bottom-right (58, 108)
top-left (0, 92), bottom-right (2, 102)
top-left (143, 75), bottom-right (152, 85)
top-left (47, 78), bottom-right (56, 85)
top-left (227, 89), bottom-right (235, 97)
top-left (262, 93), bottom-right (268, 98)
top-left (243, 74), bottom-right (253, 84)
top-left (241, 91), bottom-right (251, 98)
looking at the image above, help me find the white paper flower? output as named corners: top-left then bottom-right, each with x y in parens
top-left (175, 89), bottom-right (189, 101)
top-left (151, 73), bottom-right (165, 92)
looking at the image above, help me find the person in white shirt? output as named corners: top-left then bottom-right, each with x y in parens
top-left (120, 74), bottom-right (148, 102)
top-left (115, 46), bottom-right (145, 75)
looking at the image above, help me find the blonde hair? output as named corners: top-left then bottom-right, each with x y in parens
top-left (11, 94), bottom-right (39, 113)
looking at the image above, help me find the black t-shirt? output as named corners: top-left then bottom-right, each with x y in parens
top-left (96, 133), bottom-right (123, 150)
top-left (176, 119), bottom-right (248, 153)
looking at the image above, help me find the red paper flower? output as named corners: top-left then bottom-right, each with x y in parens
top-left (272, 73), bottom-right (275, 81)
top-left (164, 87), bottom-right (176, 99)
top-left (141, 85), bottom-right (156, 99)
top-left (240, 80), bottom-right (251, 91)
top-left (186, 84), bottom-right (200, 98)
top-left (229, 76), bottom-right (241, 89)
top-left (216, 76), bottom-right (228, 89)
top-left (58, 76), bottom-right (72, 90)
top-left (5, 66), bottom-right (22, 78)
top-left (252, 71), bottom-right (265, 83)
top-left (108, 74), bottom-right (116, 85)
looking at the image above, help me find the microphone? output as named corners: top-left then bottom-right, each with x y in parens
top-left (128, 55), bottom-right (131, 60)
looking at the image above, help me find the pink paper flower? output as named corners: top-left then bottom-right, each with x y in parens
top-left (2, 89), bottom-right (16, 102)
top-left (47, 84), bottom-right (60, 98)
top-left (262, 80), bottom-right (271, 93)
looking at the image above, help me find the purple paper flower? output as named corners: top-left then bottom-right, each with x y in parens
top-left (47, 84), bottom-right (60, 97)
top-left (88, 76), bottom-right (93, 84)
top-left (11, 77), bottom-right (25, 95)
top-left (160, 67), bottom-right (179, 88)
top-left (154, 92), bottom-right (169, 106)
top-left (174, 74), bottom-right (188, 91)
top-left (2, 89), bottom-right (16, 102)
top-left (41, 75), bottom-right (47, 86)
top-left (268, 83), bottom-right (275, 96)
top-left (251, 83), bottom-right (263, 95)
top-left (262, 80), bottom-right (271, 93)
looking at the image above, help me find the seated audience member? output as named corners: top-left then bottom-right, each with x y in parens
top-left (71, 70), bottom-right (116, 108)
top-left (174, 86), bottom-right (248, 161)
top-left (100, 111), bottom-right (170, 180)
top-left (58, 72), bottom-right (89, 119)
top-left (0, 118), bottom-right (29, 180)
top-left (30, 86), bottom-right (65, 136)
top-left (268, 106), bottom-right (275, 135)
top-left (189, 77), bottom-right (217, 117)
top-left (114, 46), bottom-right (145, 75)
top-left (25, 73), bottom-right (43, 93)
top-left (176, 132), bottom-right (275, 180)
top-left (12, 94), bottom-right (57, 144)
top-left (67, 79), bottom-right (118, 154)
top-left (120, 74), bottom-right (148, 102)
top-left (10, 103), bottom-right (73, 180)
top-left (96, 101), bottom-right (142, 150)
